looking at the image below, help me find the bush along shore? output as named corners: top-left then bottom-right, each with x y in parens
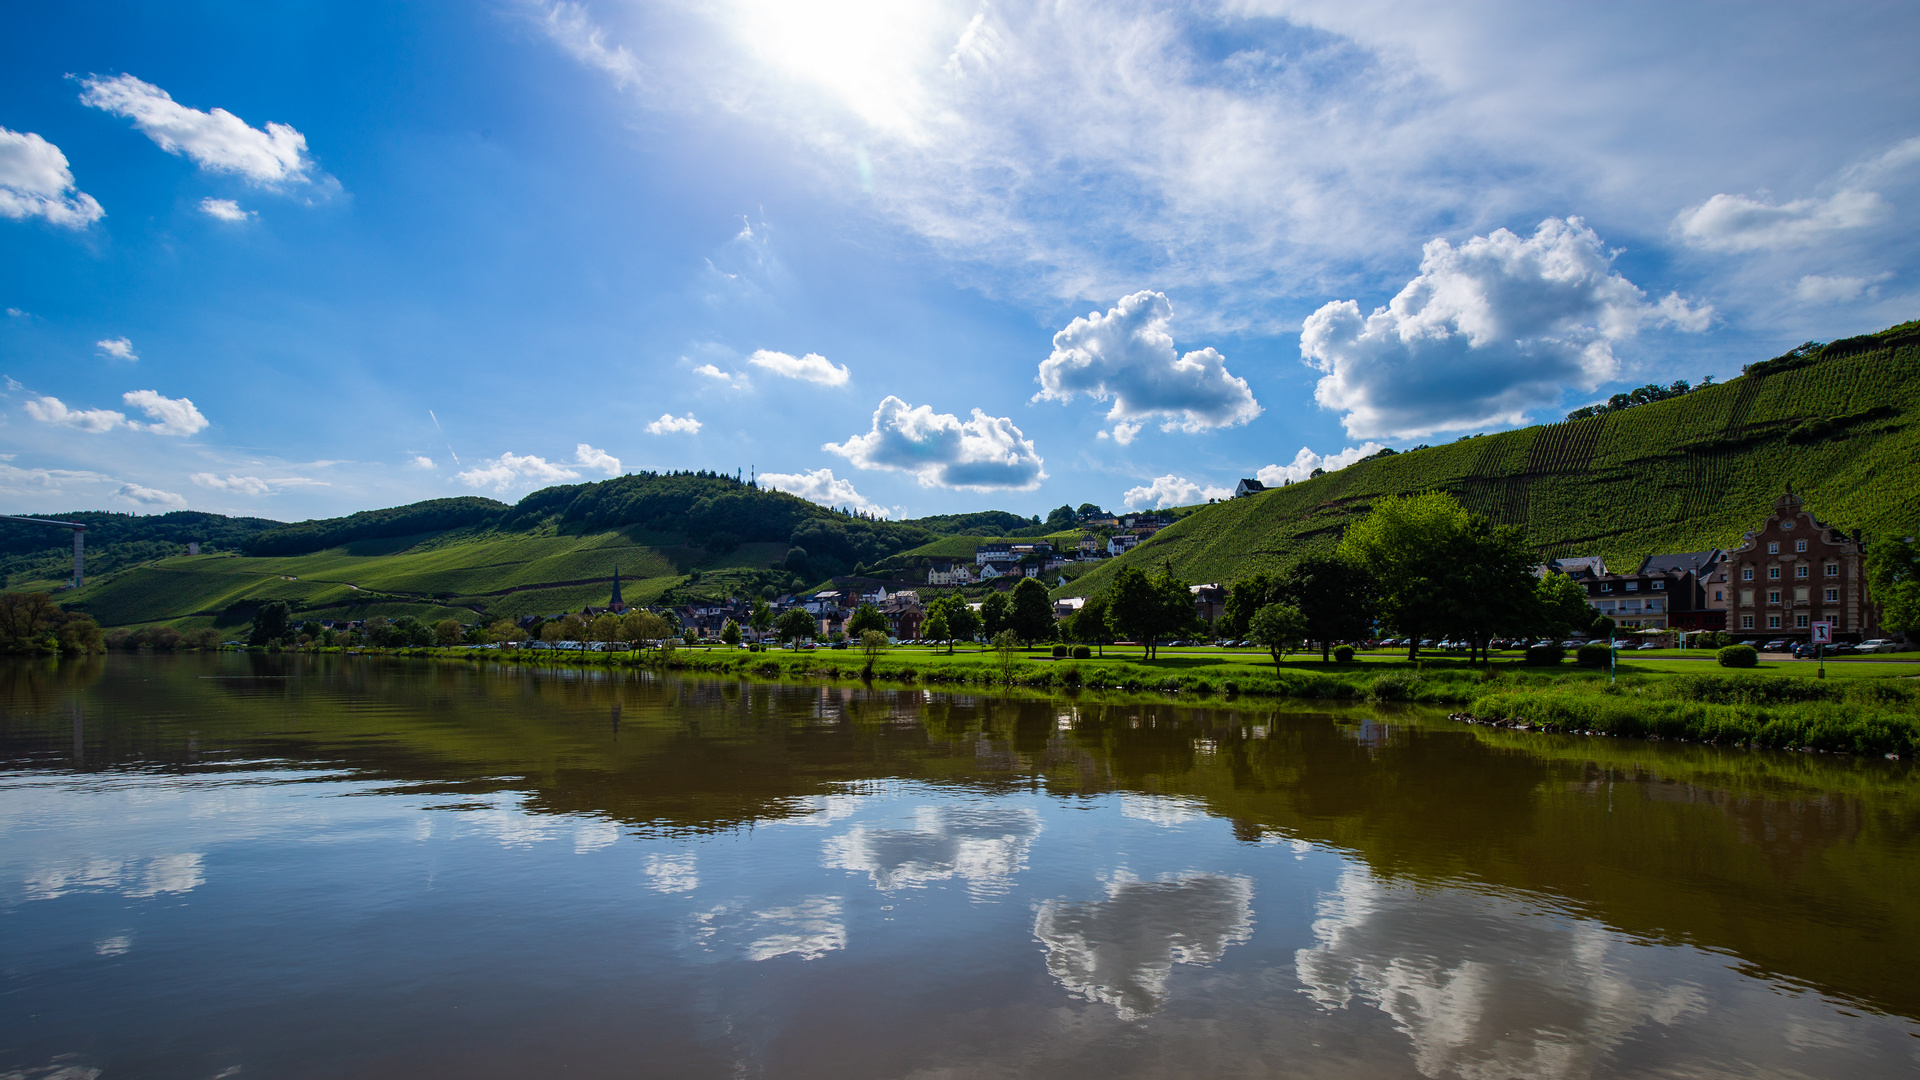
top-left (1458, 675), bottom-right (1920, 758)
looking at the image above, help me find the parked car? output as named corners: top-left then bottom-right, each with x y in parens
top-left (1762, 639), bottom-right (1791, 652)
top-left (1857, 639), bottom-right (1899, 654)
top-left (1828, 642), bottom-right (1857, 655)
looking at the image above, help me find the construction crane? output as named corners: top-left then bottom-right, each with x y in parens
top-left (1, 515), bottom-right (86, 588)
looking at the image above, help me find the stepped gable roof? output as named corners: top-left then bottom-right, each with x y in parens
top-left (1638, 549), bottom-right (1723, 576)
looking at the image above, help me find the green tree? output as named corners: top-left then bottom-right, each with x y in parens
top-left (720, 619), bottom-right (742, 646)
top-left (991, 629), bottom-right (1021, 682)
top-left (1010, 577), bottom-right (1056, 645)
top-left (0, 592), bottom-right (60, 651)
top-left (848, 603), bottom-right (889, 637)
top-left (1866, 533), bottom-right (1919, 635)
top-left (589, 614), bottom-right (622, 653)
top-left (486, 618), bottom-right (521, 645)
top-left (434, 619), bottom-right (464, 646)
top-left (1535, 571), bottom-right (1598, 641)
top-left (921, 607), bottom-right (950, 651)
top-left (775, 606), bottom-right (816, 646)
top-left (1435, 516), bottom-right (1542, 662)
top-left (249, 601), bottom-right (291, 647)
top-left (945, 597), bottom-right (981, 649)
top-left (980, 591), bottom-right (1013, 638)
top-left (1220, 572), bottom-right (1276, 639)
top-left (1339, 492), bottom-right (1472, 661)
top-left (1278, 554), bottom-right (1377, 660)
top-left (859, 629), bottom-right (889, 671)
top-left (749, 600), bottom-right (773, 644)
top-left (1105, 563), bottom-right (1191, 658)
top-left (1247, 602), bottom-right (1308, 666)
top-left (622, 610), bottom-right (671, 647)
top-left (1066, 591), bottom-right (1113, 657)
top-left (1076, 502), bottom-right (1104, 519)
top-left (1045, 504), bottom-right (1077, 530)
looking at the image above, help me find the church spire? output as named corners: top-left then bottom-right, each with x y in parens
top-left (610, 564), bottom-right (624, 611)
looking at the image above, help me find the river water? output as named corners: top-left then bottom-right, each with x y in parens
top-left (3, 653), bottom-right (1917, 1079)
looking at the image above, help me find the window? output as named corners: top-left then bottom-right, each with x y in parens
top-left (1795, 539), bottom-right (1807, 553)
top-left (1714, 590), bottom-right (1723, 601)
top-left (1651, 580), bottom-right (1665, 591)
top-left (1825, 588), bottom-right (1839, 602)
top-left (1648, 599), bottom-right (1663, 612)
top-left (1826, 563), bottom-right (1838, 577)
top-left (1795, 564), bottom-right (1809, 579)
top-left (1599, 582), bottom-right (1612, 593)
top-left (1625, 581), bottom-right (1639, 592)
top-left (1796, 614), bottom-right (1809, 628)
top-left (1741, 615), bottom-right (1754, 629)
top-left (1767, 615), bottom-right (1782, 629)
top-left (1597, 600), bottom-right (1615, 611)
top-left (1768, 566), bottom-right (1781, 580)
top-left (1782, 520), bottom-right (1795, 530)
top-left (1742, 567), bottom-right (1754, 581)
top-left (1794, 586), bottom-right (1809, 603)
top-left (1767, 590), bottom-right (1781, 604)
top-left (1738, 589), bottom-right (1754, 606)
top-left (1623, 599), bottom-right (1641, 611)
top-left (1767, 541), bottom-right (1779, 554)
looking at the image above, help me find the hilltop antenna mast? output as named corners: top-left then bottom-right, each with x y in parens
top-left (2, 515), bottom-right (86, 587)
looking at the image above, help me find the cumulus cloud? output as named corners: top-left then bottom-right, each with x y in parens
top-left (645, 413), bottom-right (701, 435)
top-left (1035, 874), bottom-right (1254, 1020)
top-left (25, 395), bottom-right (125, 433)
top-left (748, 349), bottom-right (850, 386)
top-left (759, 466), bottom-right (888, 516)
top-left (96, 336), bottom-right (138, 361)
top-left (1673, 189), bottom-right (1886, 252)
top-left (115, 483), bottom-right (187, 508)
top-left (1037, 292), bottom-right (1260, 438)
top-left (409, 455), bottom-right (435, 469)
top-left (190, 473), bottom-right (271, 496)
top-left (79, 74), bottom-right (317, 186)
top-left (456, 451), bottom-right (580, 492)
top-left (0, 127), bottom-right (104, 227)
top-left (825, 395), bottom-right (1045, 491)
top-left (121, 390), bottom-right (209, 436)
top-left (535, 2), bottom-right (644, 89)
top-left (574, 443), bottom-right (621, 475)
top-left (198, 197), bottom-right (253, 221)
top-left (1794, 273), bottom-right (1891, 303)
top-left (1257, 443), bottom-right (1386, 485)
top-left (692, 363), bottom-right (749, 388)
top-left (1123, 474), bottom-right (1230, 510)
top-left (1302, 218), bottom-right (1711, 439)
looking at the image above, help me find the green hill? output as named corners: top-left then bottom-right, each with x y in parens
top-left (38, 471), bottom-right (1025, 628)
top-left (1065, 319), bottom-right (1920, 594)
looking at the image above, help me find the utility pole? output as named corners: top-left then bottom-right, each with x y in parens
top-left (2, 515), bottom-right (86, 587)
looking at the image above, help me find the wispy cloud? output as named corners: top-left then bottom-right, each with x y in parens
top-left (456, 451), bottom-right (580, 492)
top-left (116, 482), bottom-right (187, 508)
top-left (748, 349), bottom-right (849, 386)
top-left (198, 197), bottom-right (254, 221)
top-left (96, 336), bottom-right (138, 361)
top-left (79, 74), bottom-right (321, 187)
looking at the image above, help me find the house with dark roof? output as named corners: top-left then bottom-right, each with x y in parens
top-left (1234, 478), bottom-right (1267, 498)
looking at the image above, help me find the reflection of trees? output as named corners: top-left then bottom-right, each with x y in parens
top-left (823, 805), bottom-right (1041, 898)
top-left (1297, 867), bottom-right (1705, 1080)
top-left (1034, 874), bottom-right (1253, 1020)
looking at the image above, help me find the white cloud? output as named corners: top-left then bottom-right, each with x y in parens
top-left (190, 473), bottom-right (271, 496)
top-left (79, 74), bottom-right (316, 186)
top-left (1123, 474), bottom-right (1231, 510)
top-left (574, 443), bottom-right (621, 475)
top-left (748, 349), bottom-right (850, 386)
top-left (1037, 292), bottom-right (1260, 435)
top-left (0, 127), bottom-right (104, 228)
top-left (645, 413), bottom-right (701, 435)
top-left (1035, 874), bottom-right (1254, 1020)
top-left (96, 336), bottom-right (138, 361)
top-left (409, 455), bottom-right (436, 469)
top-left (24, 396), bottom-right (125, 433)
top-left (1794, 273), bottom-right (1891, 304)
top-left (825, 395), bottom-right (1045, 491)
top-left (1257, 442), bottom-right (1386, 485)
top-left (759, 466), bottom-right (888, 515)
top-left (456, 451), bottom-right (581, 492)
top-left (1673, 189), bottom-right (1886, 252)
top-left (121, 390), bottom-right (209, 436)
top-left (692, 363), bottom-right (750, 388)
top-left (1302, 218), bottom-right (1711, 439)
top-left (198, 197), bottom-right (253, 221)
top-left (822, 806), bottom-right (1041, 898)
top-left (115, 483), bottom-right (187, 508)
top-left (534, 2), bottom-right (645, 89)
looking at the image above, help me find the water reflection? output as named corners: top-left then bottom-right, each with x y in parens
top-left (823, 805), bottom-right (1042, 898)
top-left (1035, 873), bottom-right (1255, 1019)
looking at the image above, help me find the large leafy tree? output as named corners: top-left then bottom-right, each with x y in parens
top-left (848, 603), bottom-right (889, 637)
top-left (1247, 603), bottom-right (1307, 666)
top-left (1535, 571), bottom-right (1599, 640)
top-left (1220, 572), bottom-right (1276, 639)
top-left (945, 597), bottom-right (982, 647)
top-left (1067, 592), bottom-right (1113, 656)
top-left (1339, 492), bottom-right (1472, 661)
top-left (980, 591), bottom-right (1013, 638)
top-left (1105, 563), bottom-right (1192, 658)
top-left (249, 601), bottom-right (292, 647)
top-left (0, 591), bottom-right (60, 651)
top-left (1435, 516), bottom-right (1542, 662)
top-left (775, 606), bottom-right (816, 645)
top-left (1010, 578), bottom-right (1056, 645)
top-left (1867, 534), bottom-right (1919, 636)
top-left (1278, 554), bottom-right (1377, 661)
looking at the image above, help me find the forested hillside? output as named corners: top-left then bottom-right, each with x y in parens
top-left (0, 511), bottom-right (282, 590)
top-left (1066, 319), bottom-right (1920, 595)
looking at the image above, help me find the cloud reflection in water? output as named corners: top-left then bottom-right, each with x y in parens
top-left (823, 805), bottom-right (1042, 899)
top-left (1034, 873), bottom-right (1254, 1020)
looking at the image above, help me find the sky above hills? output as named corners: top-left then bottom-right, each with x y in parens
top-left (3, 1), bottom-right (1918, 523)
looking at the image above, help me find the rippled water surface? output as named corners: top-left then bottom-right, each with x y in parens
top-left (4, 653), bottom-right (1918, 1078)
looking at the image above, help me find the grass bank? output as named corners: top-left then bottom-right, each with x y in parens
top-left (1464, 675), bottom-right (1920, 757)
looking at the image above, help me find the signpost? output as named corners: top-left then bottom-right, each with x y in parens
top-left (1812, 621), bottom-right (1833, 679)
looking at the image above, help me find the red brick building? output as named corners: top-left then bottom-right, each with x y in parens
top-left (1722, 485), bottom-right (1877, 641)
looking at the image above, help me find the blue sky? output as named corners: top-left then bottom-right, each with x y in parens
top-left (3, 1), bottom-right (1917, 522)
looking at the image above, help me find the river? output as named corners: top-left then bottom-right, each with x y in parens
top-left (3, 653), bottom-right (1917, 1078)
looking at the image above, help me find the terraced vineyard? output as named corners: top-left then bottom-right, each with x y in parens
top-left (1066, 320), bottom-right (1920, 594)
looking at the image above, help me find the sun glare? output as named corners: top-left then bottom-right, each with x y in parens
top-left (729, 0), bottom-right (963, 137)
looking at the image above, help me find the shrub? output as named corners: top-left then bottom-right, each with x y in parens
top-left (1072, 645), bottom-right (1092, 659)
top-left (1717, 644), bottom-right (1759, 668)
top-left (1576, 643), bottom-right (1612, 668)
top-left (1333, 644), bottom-right (1354, 662)
top-left (1052, 645), bottom-right (1069, 658)
top-left (1524, 644), bottom-right (1565, 666)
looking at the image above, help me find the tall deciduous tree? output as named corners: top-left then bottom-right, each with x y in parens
top-left (848, 603), bottom-right (888, 637)
top-left (1339, 492), bottom-right (1472, 661)
top-left (1535, 571), bottom-right (1598, 641)
top-left (1105, 563), bottom-right (1192, 659)
top-left (1221, 572), bottom-right (1276, 639)
top-left (249, 601), bottom-right (291, 647)
top-left (1278, 554), bottom-right (1378, 661)
top-left (1010, 577), bottom-right (1056, 645)
top-left (1867, 534), bottom-right (1919, 635)
top-left (944, 597), bottom-right (981, 648)
top-left (1247, 603), bottom-right (1307, 667)
top-left (1067, 591), bottom-right (1113, 656)
top-left (980, 591), bottom-right (1012, 639)
top-left (775, 606), bottom-right (816, 645)
top-left (1436, 516), bottom-right (1541, 663)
